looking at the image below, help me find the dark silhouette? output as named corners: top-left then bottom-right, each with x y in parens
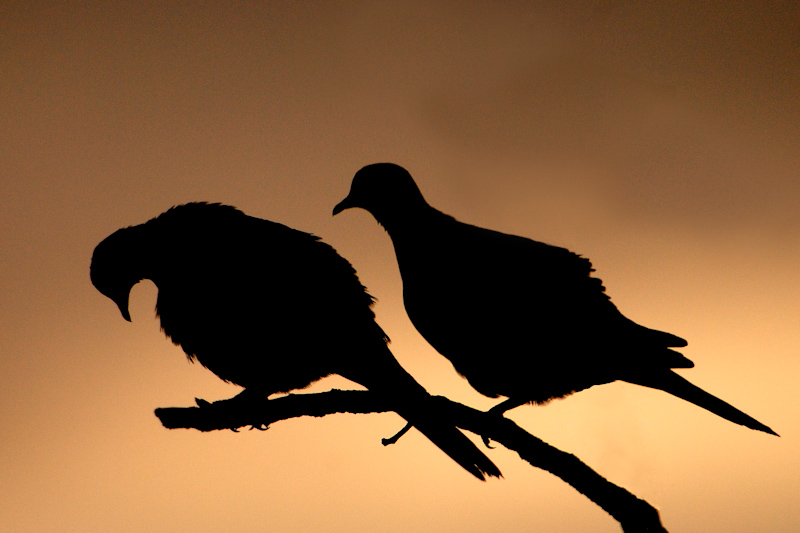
top-left (90, 202), bottom-right (501, 480)
top-left (333, 163), bottom-right (777, 436)
top-left (157, 390), bottom-right (668, 533)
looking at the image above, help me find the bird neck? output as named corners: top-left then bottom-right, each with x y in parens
top-left (377, 202), bottom-right (442, 238)
top-left (381, 207), bottom-right (455, 283)
top-left (125, 224), bottom-right (169, 287)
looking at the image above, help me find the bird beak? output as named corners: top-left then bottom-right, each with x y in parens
top-left (114, 293), bottom-right (132, 322)
top-left (332, 195), bottom-right (355, 216)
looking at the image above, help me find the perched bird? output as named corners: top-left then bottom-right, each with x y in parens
top-left (91, 202), bottom-right (501, 480)
top-left (333, 163), bottom-right (777, 436)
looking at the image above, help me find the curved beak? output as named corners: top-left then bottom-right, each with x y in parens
top-left (332, 195), bottom-right (355, 216)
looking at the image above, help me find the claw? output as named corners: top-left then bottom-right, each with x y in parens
top-left (481, 435), bottom-right (496, 449)
top-left (195, 397), bottom-right (212, 408)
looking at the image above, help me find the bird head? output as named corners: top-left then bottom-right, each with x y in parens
top-left (90, 227), bottom-right (143, 322)
top-left (333, 163), bottom-right (428, 227)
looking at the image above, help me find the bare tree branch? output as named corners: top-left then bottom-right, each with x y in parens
top-left (154, 390), bottom-right (667, 533)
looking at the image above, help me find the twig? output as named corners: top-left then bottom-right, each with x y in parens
top-left (154, 389), bottom-right (667, 533)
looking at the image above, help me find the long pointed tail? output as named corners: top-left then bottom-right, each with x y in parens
top-left (627, 370), bottom-right (778, 436)
top-left (346, 347), bottom-right (501, 481)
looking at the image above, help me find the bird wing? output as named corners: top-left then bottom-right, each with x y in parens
top-left (400, 215), bottom-right (689, 397)
top-left (405, 218), bottom-right (612, 338)
top-left (151, 206), bottom-right (387, 390)
top-left (448, 219), bottom-right (686, 349)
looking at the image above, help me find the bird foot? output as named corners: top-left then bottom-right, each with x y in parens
top-left (481, 401), bottom-right (519, 448)
top-left (382, 422), bottom-right (412, 446)
top-left (194, 396), bottom-right (262, 432)
top-left (195, 397), bottom-right (212, 408)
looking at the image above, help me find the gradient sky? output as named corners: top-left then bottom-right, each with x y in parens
top-left (2, 2), bottom-right (799, 532)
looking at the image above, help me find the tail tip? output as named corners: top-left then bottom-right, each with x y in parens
top-left (762, 426), bottom-right (780, 437)
top-left (748, 420), bottom-right (779, 437)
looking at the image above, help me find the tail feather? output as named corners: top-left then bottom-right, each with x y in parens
top-left (627, 370), bottom-right (778, 436)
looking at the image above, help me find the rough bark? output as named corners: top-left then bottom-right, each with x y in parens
top-left (155, 390), bottom-right (667, 533)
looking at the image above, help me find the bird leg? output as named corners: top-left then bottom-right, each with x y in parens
top-left (488, 397), bottom-right (527, 416)
top-left (195, 387), bottom-right (274, 431)
top-left (482, 397), bottom-right (527, 447)
top-left (382, 422), bottom-right (413, 446)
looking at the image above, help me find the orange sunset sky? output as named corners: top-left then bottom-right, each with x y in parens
top-left (1, 2), bottom-right (799, 532)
